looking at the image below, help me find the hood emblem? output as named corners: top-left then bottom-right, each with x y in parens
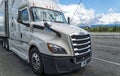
top-left (79, 32), bottom-right (85, 35)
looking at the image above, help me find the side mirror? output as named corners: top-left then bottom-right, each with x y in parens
top-left (67, 17), bottom-right (70, 24)
top-left (44, 22), bottom-right (52, 28)
top-left (87, 25), bottom-right (91, 29)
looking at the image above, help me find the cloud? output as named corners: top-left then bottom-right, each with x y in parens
top-left (0, 16), bottom-right (3, 26)
top-left (59, 3), bottom-right (95, 25)
top-left (57, 1), bottom-right (120, 25)
top-left (98, 13), bottom-right (120, 24)
top-left (0, 16), bottom-right (3, 22)
top-left (0, 0), bottom-right (2, 4)
top-left (108, 8), bottom-right (117, 13)
top-left (51, 0), bottom-right (59, 3)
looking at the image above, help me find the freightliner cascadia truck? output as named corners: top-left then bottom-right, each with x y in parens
top-left (0, 0), bottom-right (92, 75)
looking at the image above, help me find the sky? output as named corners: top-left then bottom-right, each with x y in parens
top-left (0, 0), bottom-right (120, 25)
top-left (60, 0), bottom-right (120, 14)
top-left (54, 0), bottom-right (120, 25)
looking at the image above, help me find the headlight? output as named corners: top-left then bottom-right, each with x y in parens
top-left (47, 43), bottom-right (67, 54)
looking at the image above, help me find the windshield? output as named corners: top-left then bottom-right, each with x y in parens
top-left (31, 7), bottom-right (67, 23)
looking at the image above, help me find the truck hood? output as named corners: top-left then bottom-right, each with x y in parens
top-left (51, 23), bottom-right (89, 35)
top-left (32, 22), bottom-right (89, 35)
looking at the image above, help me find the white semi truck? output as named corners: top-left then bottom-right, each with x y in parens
top-left (0, 0), bottom-right (92, 75)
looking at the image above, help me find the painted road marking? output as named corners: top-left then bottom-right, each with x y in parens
top-left (93, 57), bottom-right (120, 66)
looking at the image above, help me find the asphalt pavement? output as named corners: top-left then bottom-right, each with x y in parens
top-left (0, 37), bottom-right (120, 76)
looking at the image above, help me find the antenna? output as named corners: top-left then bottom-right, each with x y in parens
top-left (70, 0), bottom-right (82, 22)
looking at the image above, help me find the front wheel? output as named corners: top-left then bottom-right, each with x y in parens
top-left (29, 47), bottom-right (44, 75)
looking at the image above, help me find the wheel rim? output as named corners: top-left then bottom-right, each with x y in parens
top-left (5, 42), bottom-right (8, 49)
top-left (2, 41), bottom-right (5, 47)
top-left (31, 53), bottom-right (41, 70)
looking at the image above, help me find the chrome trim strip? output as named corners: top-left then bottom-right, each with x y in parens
top-left (72, 37), bottom-right (90, 41)
top-left (73, 41), bottom-right (90, 46)
top-left (75, 49), bottom-right (91, 56)
top-left (74, 45), bottom-right (91, 51)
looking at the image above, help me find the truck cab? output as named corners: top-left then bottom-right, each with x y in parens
top-left (1, 0), bottom-right (91, 75)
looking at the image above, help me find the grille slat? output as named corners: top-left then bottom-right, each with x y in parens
top-left (74, 43), bottom-right (91, 49)
top-left (73, 41), bottom-right (90, 46)
top-left (72, 37), bottom-right (90, 41)
top-left (70, 34), bottom-right (91, 56)
top-left (71, 34), bottom-right (90, 39)
top-left (75, 47), bottom-right (91, 53)
top-left (74, 45), bottom-right (91, 51)
top-left (73, 39), bottom-right (90, 44)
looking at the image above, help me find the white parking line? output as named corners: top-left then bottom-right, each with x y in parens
top-left (93, 57), bottom-right (120, 66)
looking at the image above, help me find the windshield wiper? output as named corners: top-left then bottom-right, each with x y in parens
top-left (43, 19), bottom-right (49, 22)
top-left (53, 21), bottom-right (64, 23)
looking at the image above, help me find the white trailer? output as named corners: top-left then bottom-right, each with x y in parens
top-left (0, 0), bottom-right (92, 75)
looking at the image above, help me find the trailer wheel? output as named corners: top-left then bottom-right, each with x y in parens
top-left (29, 47), bottom-right (43, 75)
top-left (5, 40), bottom-right (7, 48)
top-left (2, 41), bottom-right (4, 47)
top-left (2, 38), bottom-right (9, 51)
top-left (2, 38), bottom-right (5, 48)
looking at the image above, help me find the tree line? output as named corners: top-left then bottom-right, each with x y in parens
top-left (84, 26), bottom-right (120, 32)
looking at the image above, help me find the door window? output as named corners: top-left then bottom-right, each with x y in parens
top-left (18, 9), bottom-right (29, 22)
top-left (21, 9), bottom-right (29, 21)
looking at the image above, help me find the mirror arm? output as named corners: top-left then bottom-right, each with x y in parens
top-left (44, 22), bottom-right (61, 38)
top-left (47, 27), bottom-right (61, 37)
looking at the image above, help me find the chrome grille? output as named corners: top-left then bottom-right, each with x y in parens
top-left (70, 34), bottom-right (91, 56)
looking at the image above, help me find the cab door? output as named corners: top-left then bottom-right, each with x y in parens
top-left (17, 7), bottom-right (31, 57)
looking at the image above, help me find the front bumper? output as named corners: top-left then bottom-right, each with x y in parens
top-left (41, 52), bottom-right (91, 74)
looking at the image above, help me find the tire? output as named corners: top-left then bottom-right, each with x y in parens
top-left (29, 47), bottom-right (44, 75)
top-left (4, 38), bottom-right (9, 51)
top-left (2, 38), bottom-right (5, 48)
top-left (1, 39), bottom-right (5, 47)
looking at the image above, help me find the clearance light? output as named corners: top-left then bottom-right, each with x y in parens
top-left (32, 3), bottom-right (35, 6)
top-left (46, 6), bottom-right (48, 8)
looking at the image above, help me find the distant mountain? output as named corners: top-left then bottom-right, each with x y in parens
top-left (79, 24), bottom-right (120, 28)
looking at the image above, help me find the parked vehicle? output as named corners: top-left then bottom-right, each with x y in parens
top-left (0, 0), bottom-right (92, 75)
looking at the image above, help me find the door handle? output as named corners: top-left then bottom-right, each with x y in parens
top-left (21, 33), bottom-right (22, 38)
